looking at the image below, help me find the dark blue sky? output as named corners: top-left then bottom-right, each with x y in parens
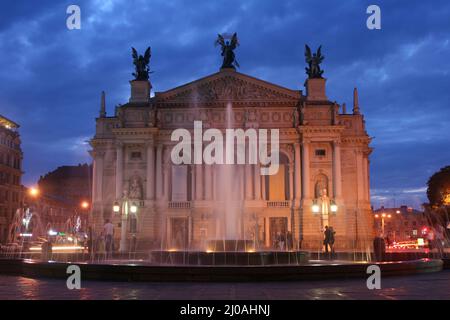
top-left (1, 0), bottom-right (449, 209)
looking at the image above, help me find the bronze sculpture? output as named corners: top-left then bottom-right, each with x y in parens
top-left (215, 33), bottom-right (240, 69)
top-left (305, 45), bottom-right (324, 78)
top-left (131, 47), bottom-right (151, 81)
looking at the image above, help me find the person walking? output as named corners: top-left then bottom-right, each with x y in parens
top-left (323, 226), bottom-right (331, 254)
top-left (329, 226), bottom-right (336, 258)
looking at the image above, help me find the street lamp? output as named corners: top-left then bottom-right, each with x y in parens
top-left (375, 212), bottom-right (392, 237)
top-left (311, 189), bottom-right (338, 230)
top-left (81, 201), bottom-right (89, 209)
top-left (29, 187), bottom-right (39, 198)
top-left (113, 197), bottom-right (138, 253)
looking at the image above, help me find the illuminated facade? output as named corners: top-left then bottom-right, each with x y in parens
top-left (90, 68), bottom-right (374, 251)
top-left (373, 206), bottom-right (429, 242)
top-left (0, 115), bottom-right (22, 243)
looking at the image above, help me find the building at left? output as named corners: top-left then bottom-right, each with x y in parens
top-left (0, 115), bottom-right (22, 243)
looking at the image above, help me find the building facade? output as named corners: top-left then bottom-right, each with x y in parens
top-left (90, 66), bottom-right (373, 251)
top-left (0, 115), bottom-right (22, 243)
top-left (21, 188), bottom-right (87, 237)
top-left (373, 206), bottom-right (429, 243)
top-left (38, 164), bottom-right (92, 205)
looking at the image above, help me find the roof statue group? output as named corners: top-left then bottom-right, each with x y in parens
top-left (130, 33), bottom-right (324, 81)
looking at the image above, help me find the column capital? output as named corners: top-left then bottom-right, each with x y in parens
top-left (302, 138), bottom-right (312, 145)
top-left (89, 150), bottom-right (105, 158)
top-left (145, 140), bottom-right (155, 148)
top-left (115, 141), bottom-right (124, 148)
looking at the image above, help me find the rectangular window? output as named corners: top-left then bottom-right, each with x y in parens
top-left (130, 151), bottom-right (142, 160)
top-left (315, 149), bottom-right (326, 156)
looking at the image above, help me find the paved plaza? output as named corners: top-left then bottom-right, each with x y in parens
top-left (0, 270), bottom-right (449, 300)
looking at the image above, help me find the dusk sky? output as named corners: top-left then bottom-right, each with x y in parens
top-left (1, 0), bottom-right (449, 209)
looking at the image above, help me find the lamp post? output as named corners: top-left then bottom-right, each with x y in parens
top-left (311, 189), bottom-right (338, 229)
top-left (80, 201), bottom-right (90, 231)
top-left (374, 212), bottom-right (391, 237)
top-left (113, 195), bottom-right (138, 253)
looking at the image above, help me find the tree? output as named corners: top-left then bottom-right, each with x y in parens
top-left (427, 166), bottom-right (450, 208)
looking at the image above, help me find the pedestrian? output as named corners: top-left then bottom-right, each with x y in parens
top-left (329, 226), bottom-right (336, 257)
top-left (373, 234), bottom-right (386, 262)
top-left (103, 219), bottom-right (114, 256)
top-left (323, 226), bottom-right (331, 254)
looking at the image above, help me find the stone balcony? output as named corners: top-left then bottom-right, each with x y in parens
top-left (166, 200), bottom-right (293, 209)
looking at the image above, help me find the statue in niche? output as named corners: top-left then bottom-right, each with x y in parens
top-left (148, 108), bottom-right (156, 127)
top-left (155, 109), bottom-right (162, 128)
top-left (128, 174), bottom-right (143, 200)
top-left (314, 175), bottom-right (329, 199)
top-left (293, 107), bottom-right (300, 127)
top-left (299, 102), bottom-right (307, 125)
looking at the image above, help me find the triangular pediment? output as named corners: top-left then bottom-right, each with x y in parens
top-left (154, 69), bottom-right (301, 105)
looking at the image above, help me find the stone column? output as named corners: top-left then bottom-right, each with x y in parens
top-left (333, 141), bottom-right (342, 199)
top-left (164, 166), bottom-right (171, 201)
top-left (204, 164), bottom-right (212, 200)
top-left (254, 164), bottom-right (261, 200)
top-left (91, 150), bottom-right (104, 203)
top-left (95, 152), bottom-right (104, 202)
top-left (190, 165), bottom-right (196, 201)
top-left (261, 175), bottom-right (266, 200)
top-left (196, 165), bottom-right (203, 200)
top-left (288, 162), bottom-right (294, 200)
top-left (156, 145), bottom-right (163, 198)
top-left (237, 165), bottom-right (243, 200)
top-left (163, 147), bottom-right (171, 201)
top-left (213, 165), bottom-right (218, 200)
top-left (92, 152), bottom-right (97, 202)
top-left (363, 153), bottom-right (370, 201)
top-left (265, 217), bottom-right (271, 247)
top-left (146, 143), bottom-right (155, 200)
top-left (301, 141), bottom-right (311, 199)
top-left (356, 150), bottom-right (364, 202)
top-left (245, 164), bottom-right (253, 200)
top-left (115, 142), bottom-right (124, 199)
top-left (294, 143), bottom-right (301, 201)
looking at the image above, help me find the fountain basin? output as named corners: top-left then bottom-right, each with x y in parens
top-left (149, 250), bottom-right (309, 265)
top-left (0, 258), bottom-right (443, 282)
top-left (206, 239), bottom-right (256, 252)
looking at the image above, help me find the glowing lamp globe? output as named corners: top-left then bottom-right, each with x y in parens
top-left (330, 203), bottom-right (338, 213)
top-left (312, 203), bottom-right (320, 213)
top-left (113, 202), bottom-right (120, 214)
